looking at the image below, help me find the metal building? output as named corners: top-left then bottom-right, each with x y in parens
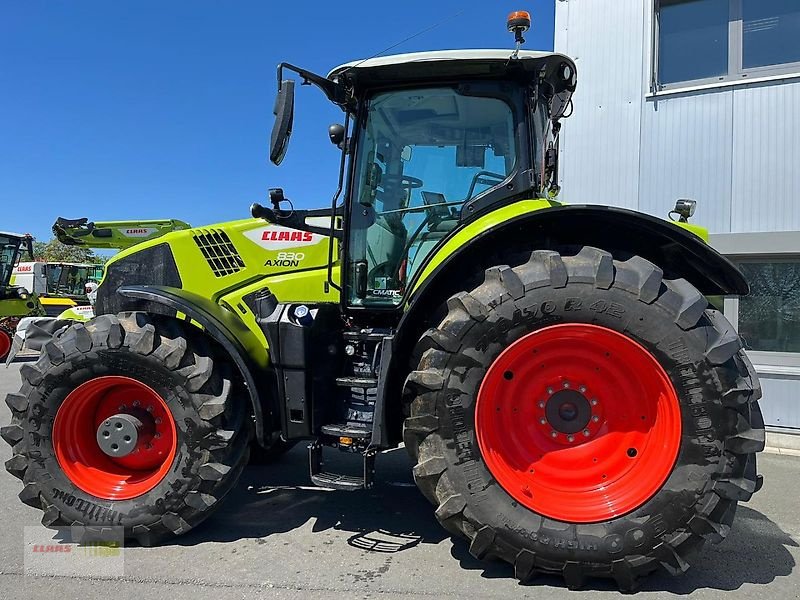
top-left (554, 0), bottom-right (800, 447)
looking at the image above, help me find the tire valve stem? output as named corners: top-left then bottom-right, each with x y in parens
top-left (522, 485), bottom-right (532, 497)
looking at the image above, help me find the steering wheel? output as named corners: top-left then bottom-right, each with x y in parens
top-left (380, 174), bottom-right (423, 192)
top-left (466, 170), bottom-right (506, 199)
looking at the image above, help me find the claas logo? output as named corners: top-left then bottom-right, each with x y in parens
top-left (16, 265), bottom-right (33, 272)
top-left (126, 229), bottom-right (148, 234)
top-left (262, 230), bottom-right (314, 242)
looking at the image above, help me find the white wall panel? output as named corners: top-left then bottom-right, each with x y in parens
top-left (638, 91), bottom-right (734, 232)
top-left (555, 0), bottom-right (644, 209)
top-left (731, 80), bottom-right (800, 233)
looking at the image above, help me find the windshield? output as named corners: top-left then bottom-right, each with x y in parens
top-left (0, 236), bottom-right (22, 288)
top-left (348, 86), bottom-right (518, 306)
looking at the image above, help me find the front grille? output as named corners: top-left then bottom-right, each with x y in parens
top-left (193, 229), bottom-right (245, 277)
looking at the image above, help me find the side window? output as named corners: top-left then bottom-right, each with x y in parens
top-left (348, 87), bottom-right (517, 307)
top-left (737, 260), bottom-right (800, 353)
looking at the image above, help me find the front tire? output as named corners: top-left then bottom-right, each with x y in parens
top-left (2, 312), bottom-right (249, 545)
top-left (403, 247), bottom-right (764, 590)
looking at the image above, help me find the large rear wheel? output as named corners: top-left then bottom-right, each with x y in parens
top-left (403, 247), bottom-right (764, 590)
top-left (2, 312), bottom-right (249, 545)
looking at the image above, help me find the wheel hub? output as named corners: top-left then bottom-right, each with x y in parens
top-left (545, 389), bottom-right (591, 435)
top-left (95, 411), bottom-right (154, 458)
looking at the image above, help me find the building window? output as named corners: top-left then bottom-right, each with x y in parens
top-left (655, 0), bottom-right (800, 89)
top-left (737, 260), bottom-right (800, 353)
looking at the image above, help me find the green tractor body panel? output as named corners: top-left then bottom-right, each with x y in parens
top-left (98, 216), bottom-right (340, 368)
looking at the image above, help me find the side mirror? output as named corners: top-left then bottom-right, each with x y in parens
top-left (270, 79), bottom-right (295, 165)
top-left (328, 123), bottom-right (345, 148)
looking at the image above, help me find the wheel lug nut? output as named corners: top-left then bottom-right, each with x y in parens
top-left (562, 381), bottom-right (570, 389)
top-left (590, 399), bottom-right (598, 406)
top-left (579, 385), bottom-right (587, 393)
top-left (133, 400), bottom-right (140, 407)
top-left (546, 387), bottom-right (554, 395)
top-left (538, 401), bottom-right (545, 409)
top-left (539, 418), bottom-right (547, 425)
top-left (567, 435), bottom-right (575, 442)
top-left (592, 415), bottom-right (600, 423)
top-left (550, 431), bottom-right (558, 438)
top-left (146, 405), bottom-right (154, 413)
top-left (155, 418), bottom-right (162, 425)
top-left (583, 429), bottom-right (590, 437)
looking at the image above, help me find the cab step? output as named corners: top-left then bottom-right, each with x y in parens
top-left (320, 423), bottom-right (372, 439)
top-left (308, 440), bottom-right (376, 491)
top-left (335, 376), bottom-right (378, 388)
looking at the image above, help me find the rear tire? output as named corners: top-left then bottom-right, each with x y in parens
top-left (403, 247), bottom-right (764, 590)
top-left (2, 312), bottom-right (249, 545)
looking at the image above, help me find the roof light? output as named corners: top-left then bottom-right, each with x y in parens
top-left (507, 10), bottom-right (532, 57)
top-left (507, 11), bottom-right (531, 34)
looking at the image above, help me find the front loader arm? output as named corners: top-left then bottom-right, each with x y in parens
top-left (53, 217), bottom-right (191, 250)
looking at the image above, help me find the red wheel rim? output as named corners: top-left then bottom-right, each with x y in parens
top-left (0, 330), bottom-right (10, 361)
top-left (476, 323), bottom-right (681, 523)
top-left (52, 376), bottom-right (178, 500)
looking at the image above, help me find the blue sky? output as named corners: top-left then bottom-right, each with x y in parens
top-left (1, 1), bottom-right (554, 241)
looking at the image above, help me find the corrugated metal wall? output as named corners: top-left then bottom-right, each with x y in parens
top-left (554, 0), bottom-right (645, 209)
top-left (554, 0), bottom-right (800, 234)
top-left (554, 0), bottom-right (800, 431)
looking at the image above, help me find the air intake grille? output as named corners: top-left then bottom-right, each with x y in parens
top-left (193, 229), bottom-right (245, 277)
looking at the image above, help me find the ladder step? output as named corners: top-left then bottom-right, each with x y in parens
top-left (308, 441), bottom-right (376, 491)
top-left (336, 376), bottom-right (378, 388)
top-left (343, 330), bottom-right (389, 342)
top-left (310, 472), bottom-right (367, 491)
top-left (321, 423), bottom-right (372, 439)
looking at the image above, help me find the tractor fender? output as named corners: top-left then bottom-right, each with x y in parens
top-left (115, 285), bottom-right (271, 445)
top-left (408, 204), bottom-right (747, 305)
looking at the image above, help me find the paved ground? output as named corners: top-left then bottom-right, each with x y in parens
top-left (0, 360), bottom-right (797, 599)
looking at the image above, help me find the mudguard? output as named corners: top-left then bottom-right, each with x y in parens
top-left (410, 204), bottom-right (748, 300)
top-left (116, 285), bottom-right (272, 444)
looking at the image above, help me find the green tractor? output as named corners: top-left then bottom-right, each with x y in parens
top-left (0, 232), bottom-right (43, 360)
top-left (3, 15), bottom-right (764, 590)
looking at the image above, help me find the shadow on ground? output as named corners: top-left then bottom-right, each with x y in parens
top-left (175, 445), bottom-right (448, 551)
top-left (170, 444), bottom-right (796, 592)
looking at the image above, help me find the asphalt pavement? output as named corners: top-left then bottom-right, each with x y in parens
top-left (0, 359), bottom-right (798, 599)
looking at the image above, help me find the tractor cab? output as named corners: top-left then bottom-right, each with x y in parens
top-left (263, 48), bottom-right (576, 310)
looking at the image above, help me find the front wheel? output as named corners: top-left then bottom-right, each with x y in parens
top-left (2, 312), bottom-right (250, 545)
top-left (403, 247), bottom-right (764, 590)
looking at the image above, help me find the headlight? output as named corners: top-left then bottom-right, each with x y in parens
top-left (671, 198), bottom-right (696, 223)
